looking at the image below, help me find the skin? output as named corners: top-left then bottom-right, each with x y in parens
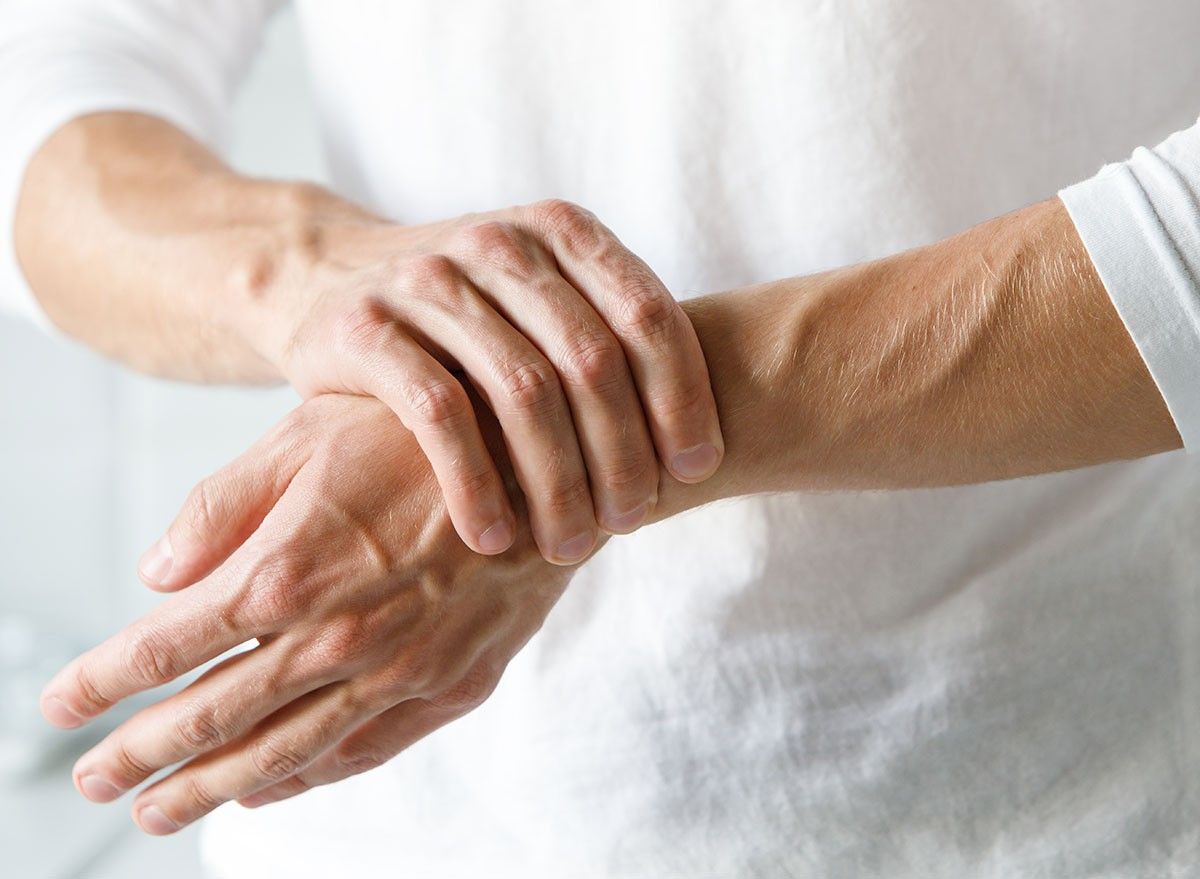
top-left (17, 114), bottom-right (1182, 834)
top-left (52, 394), bottom-right (573, 834)
top-left (17, 113), bottom-right (724, 565)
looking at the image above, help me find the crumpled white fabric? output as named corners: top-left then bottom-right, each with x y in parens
top-left (1062, 122), bottom-right (1200, 449)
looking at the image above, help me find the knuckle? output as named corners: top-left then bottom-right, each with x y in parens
top-left (247, 585), bottom-right (298, 628)
top-left (600, 452), bottom-right (656, 495)
top-left (313, 616), bottom-right (371, 666)
top-left (110, 740), bottom-right (154, 784)
top-left (405, 252), bottom-right (459, 286)
top-left (405, 252), bottom-right (456, 279)
top-left (533, 199), bottom-right (602, 255)
top-left (377, 650), bottom-right (436, 697)
top-left (651, 378), bottom-right (711, 423)
top-left (430, 665), bottom-right (500, 713)
top-left (181, 479), bottom-right (220, 541)
top-left (447, 458), bottom-right (497, 504)
top-left (402, 378), bottom-right (470, 429)
top-left (71, 664), bottom-right (109, 713)
top-left (239, 555), bottom-right (305, 626)
top-left (616, 282), bottom-right (680, 345)
top-left (458, 222), bottom-right (533, 276)
top-left (123, 627), bottom-right (178, 686)
top-left (497, 359), bottom-right (561, 417)
top-left (174, 702), bottom-right (224, 752)
top-left (532, 198), bottom-right (583, 224)
top-left (545, 472), bottom-right (592, 517)
top-left (459, 221), bottom-right (511, 252)
top-left (181, 773), bottom-right (222, 813)
top-left (334, 742), bottom-right (393, 777)
top-left (333, 299), bottom-right (392, 359)
top-left (558, 332), bottom-right (625, 391)
top-left (249, 734), bottom-right (308, 781)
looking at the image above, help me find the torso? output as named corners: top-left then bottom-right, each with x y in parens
top-left (204, 3), bottom-right (1200, 875)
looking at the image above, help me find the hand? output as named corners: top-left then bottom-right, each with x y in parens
top-left (20, 117), bottom-right (721, 566)
top-left (41, 395), bottom-right (577, 834)
top-left (225, 197), bottom-right (723, 567)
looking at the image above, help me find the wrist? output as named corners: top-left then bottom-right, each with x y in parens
top-left (651, 281), bottom-right (813, 520)
top-left (667, 198), bottom-right (1174, 504)
top-left (220, 179), bottom-right (383, 378)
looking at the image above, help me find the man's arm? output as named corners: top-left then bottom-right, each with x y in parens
top-left (40, 195), bottom-right (1179, 833)
top-left (676, 116), bottom-right (1200, 505)
top-left (15, 113), bottom-right (305, 382)
top-left (17, 112), bottom-right (728, 563)
top-left (654, 196), bottom-right (1179, 521)
top-left (40, 189), bottom-right (1167, 594)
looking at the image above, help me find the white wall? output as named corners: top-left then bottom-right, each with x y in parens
top-left (0, 10), bottom-right (325, 877)
top-left (0, 9), bottom-right (322, 640)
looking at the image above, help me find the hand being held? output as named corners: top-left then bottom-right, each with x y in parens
top-left (156, 197), bottom-right (722, 571)
top-left (42, 395), bottom-right (576, 834)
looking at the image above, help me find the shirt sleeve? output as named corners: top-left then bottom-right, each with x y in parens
top-left (1059, 118), bottom-right (1200, 449)
top-left (0, 0), bottom-right (285, 330)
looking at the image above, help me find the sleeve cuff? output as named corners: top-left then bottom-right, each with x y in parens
top-left (1059, 138), bottom-right (1200, 450)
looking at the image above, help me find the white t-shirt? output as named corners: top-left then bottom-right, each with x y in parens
top-left (5, 2), bottom-right (1200, 876)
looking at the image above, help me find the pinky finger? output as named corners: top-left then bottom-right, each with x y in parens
top-left (130, 682), bottom-right (369, 834)
top-left (239, 672), bottom-right (496, 807)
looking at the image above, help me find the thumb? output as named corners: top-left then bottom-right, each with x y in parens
top-left (137, 443), bottom-right (306, 593)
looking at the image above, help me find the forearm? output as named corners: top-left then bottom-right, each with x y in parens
top-left (18, 117), bottom-right (1175, 510)
top-left (662, 198), bottom-right (1180, 518)
top-left (14, 112), bottom-right (370, 382)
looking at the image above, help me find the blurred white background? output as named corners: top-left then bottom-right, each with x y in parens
top-left (0, 9), bottom-right (319, 876)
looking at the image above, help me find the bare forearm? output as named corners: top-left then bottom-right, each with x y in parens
top-left (18, 114), bottom-right (732, 563)
top-left (664, 198), bottom-right (1180, 517)
top-left (14, 112), bottom-right (369, 382)
top-left (18, 117), bottom-right (1175, 511)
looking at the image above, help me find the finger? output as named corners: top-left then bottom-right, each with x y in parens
top-left (71, 632), bottom-right (337, 801)
top-left (137, 429), bottom-right (307, 592)
top-left (40, 564), bottom-right (264, 728)
top-left (236, 700), bottom-right (445, 808)
top-left (334, 307), bottom-right (516, 556)
top-left (523, 199), bottom-right (725, 484)
top-left (239, 667), bottom-right (498, 808)
top-left (130, 682), bottom-right (370, 835)
top-left (408, 275), bottom-right (599, 564)
top-left (460, 225), bottom-right (658, 534)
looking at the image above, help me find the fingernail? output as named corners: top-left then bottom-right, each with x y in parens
top-left (671, 443), bottom-right (720, 481)
top-left (239, 793), bottom-right (269, 809)
top-left (555, 531), bottom-right (595, 563)
top-left (478, 519), bottom-right (514, 554)
top-left (79, 774), bottom-right (122, 803)
top-left (604, 502), bottom-right (649, 534)
top-left (138, 536), bottom-right (174, 585)
top-left (42, 696), bottom-right (83, 728)
top-left (137, 805), bottom-right (179, 835)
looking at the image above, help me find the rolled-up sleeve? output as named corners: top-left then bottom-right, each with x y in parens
top-left (0, 0), bottom-right (284, 328)
top-left (1060, 119), bottom-right (1200, 449)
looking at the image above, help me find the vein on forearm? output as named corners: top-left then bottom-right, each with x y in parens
top-left (658, 198), bottom-right (1180, 522)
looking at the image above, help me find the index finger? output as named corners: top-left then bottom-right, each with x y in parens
top-left (40, 577), bottom-right (255, 728)
top-left (523, 199), bottom-right (724, 483)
